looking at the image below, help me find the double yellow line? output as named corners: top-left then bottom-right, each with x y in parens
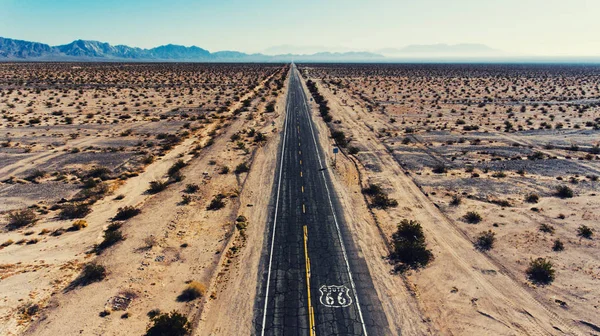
top-left (303, 225), bottom-right (316, 336)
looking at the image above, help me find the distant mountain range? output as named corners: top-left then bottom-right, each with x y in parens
top-left (2, 37), bottom-right (598, 63)
top-left (0, 37), bottom-right (383, 62)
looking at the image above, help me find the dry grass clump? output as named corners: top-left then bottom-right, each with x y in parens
top-left (177, 281), bottom-right (206, 302)
top-left (71, 220), bottom-right (88, 230)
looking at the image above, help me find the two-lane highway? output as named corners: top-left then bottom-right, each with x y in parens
top-left (255, 65), bottom-right (388, 335)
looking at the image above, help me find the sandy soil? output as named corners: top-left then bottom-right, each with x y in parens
top-left (297, 64), bottom-right (600, 335)
top-left (0, 63), bottom-right (287, 335)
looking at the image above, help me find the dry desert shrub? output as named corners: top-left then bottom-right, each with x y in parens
top-left (475, 230), bottom-right (496, 251)
top-left (146, 311), bottom-right (191, 336)
top-left (148, 180), bottom-right (168, 194)
top-left (464, 211), bottom-right (482, 224)
top-left (7, 209), bottom-right (37, 229)
top-left (526, 258), bottom-right (555, 285)
top-left (71, 220), bottom-right (88, 230)
top-left (177, 281), bottom-right (206, 302)
top-left (114, 206), bottom-right (141, 221)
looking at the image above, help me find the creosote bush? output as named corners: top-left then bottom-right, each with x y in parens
top-left (7, 209), bottom-right (37, 229)
top-left (555, 185), bottom-right (574, 198)
top-left (207, 194), bottom-right (226, 210)
top-left (59, 203), bottom-right (91, 219)
top-left (526, 258), bottom-right (555, 285)
top-left (475, 230), bottom-right (496, 251)
top-left (525, 193), bottom-right (539, 203)
top-left (148, 180), bottom-right (168, 194)
top-left (577, 225), bottom-right (593, 239)
top-left (361, 183), bottom-right (398, 209)
top-left (464, 211), bottom-right (482, 224)
top-left (114, 206), bottom-right (141, 221)
top-left (234, 162), bottom-right (250, 174)
top-left (552, 239), bottom-right (564, 251)
top-left (177, 281), bottom-right (206, 302)
top-left (79, 262), bottom-right (107, 285)
top-left (390, 219), bottom-right (433, 272)
top-left (146, 311), bottom-right (191, 336)
top-left (450, 195), bottom-right (461, 206)
top-left (184, 183), bottom-right (199, 193)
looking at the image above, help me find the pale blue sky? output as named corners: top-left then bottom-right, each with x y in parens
top-left (1, 0), bottom-right (598, 55)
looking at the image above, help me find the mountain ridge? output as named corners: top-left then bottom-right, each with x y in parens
top-left (0, 37), bottom-right (383, 62)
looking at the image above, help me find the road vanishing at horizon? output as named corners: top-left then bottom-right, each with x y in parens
top-left (254, 65), bottom-right (388, 336)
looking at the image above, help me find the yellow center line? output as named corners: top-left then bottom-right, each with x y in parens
top-left (303, 225), bottom-right (316, 336)
top-left (300, 171), bottom-right (303, 177)
top-left (302, 186), bottom-right (304, 193)
top-left (300, 160), bottom-right (302, 165)
top-left (302, 204), bottom-right (306, 213)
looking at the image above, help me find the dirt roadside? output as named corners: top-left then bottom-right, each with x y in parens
top-left (193, 68), bottom-right (289, 335)
top-left (17, 69), bottom-right (285, 336)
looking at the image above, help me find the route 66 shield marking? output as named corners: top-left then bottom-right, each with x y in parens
top-left (319, 285), bottom-right (352, 308)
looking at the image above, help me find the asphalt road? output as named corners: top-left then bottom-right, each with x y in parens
top-left (255, 65), bottom-right (388, 336)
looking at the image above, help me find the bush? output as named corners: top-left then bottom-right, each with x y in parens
top-left (207, 194), bottom-right (226, 210)
top-left (475, 231), bottom-right (496, 251)
top-left (526, 258), bottom-right (555, 285)
top-left (87, 167), bottom-right (112, 180)
top-left (79, 262), bottom-right (107, 285)
top-left (71, 220), bottom-right (88, 230)
top-left (168, 160), bottom-right (187, 177)
top-left (234, 162), bottom-right (250, 174)
top-left (146, 311), bottom-right (191, 336)
top-left (555, 185), bottom-right (574, 198)
top-left (25, 169), bottom-right (46, 182)
top-left (348, 146), bottom-right (360, 155)
top-left (177, 281), bottom-right (206, 302)
top-left (114, 206), bottom-right (141, 221)
top-left (390, 219), bottom-right (433, 271)
top-left (432, 163), bottom-right (447, 174)
top-left (464, 211), bottom-right (482, 224)
top-left (98, 229), bottom-right (124, 251)
top-left (539, 223), bottom-right (555, 234)
top-left (184, 184), bottom-right (199, 193)
top-left (450, 195), bottom-right (461, 206)
top-left (59, 203), bottom-right (91, 219)
top-left (577, 225), bottom-right (593, 239)
top-left (525, 193), bottom-right (539, 203)
top-left (362, 184), bottom-right (383, 196)
top-left (362, 183), bottom-right (397, 209)
top-left (148, 180), bottom-right (168, 194)
top-left (219, 166), bottom-right (230, 174)
top-left (7, 209), bottom-right (37, 229)
top-left (552, 239), bottom-right (564, 251)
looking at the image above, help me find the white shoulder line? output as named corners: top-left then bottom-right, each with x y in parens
top-left (261, 68), bottom-right (292, 336)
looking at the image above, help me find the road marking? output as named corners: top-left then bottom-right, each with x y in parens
top-left (302, 204), bottom-right (306, 213)
top-left (300, 171), bottom-right (303, 177)
top-left (319, 285), bottom-right (352, 308)
top-left (260, 69), bottom-right (292, 336)
top-left (294, 67), bottom-right (369, 335)
top-left (300, 160), bottom-right (302, 165)
top-left (304, 226), bottom-right (316, 336)
top-left (302, 185), bottom-right (304, 193)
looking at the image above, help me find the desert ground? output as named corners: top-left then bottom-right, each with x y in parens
top-left (1, 61), bottom-right (599, 336)
top-left (0, 62), bottom-right (288, 335)
top-left (296, 63), bottom-right (600, 335)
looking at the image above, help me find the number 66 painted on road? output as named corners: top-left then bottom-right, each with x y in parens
top-left (319, 285), bottom-right (352, 308)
